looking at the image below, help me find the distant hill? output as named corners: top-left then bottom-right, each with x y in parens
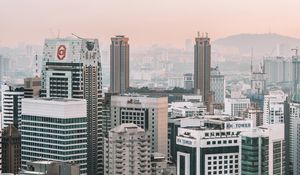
top-left (213, 33), bottom-right (300, 58)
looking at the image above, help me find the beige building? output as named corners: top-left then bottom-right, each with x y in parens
top-left (104, 123), bottom-right (151, 175)
top-left (111, 95), bottom-right (168, 156)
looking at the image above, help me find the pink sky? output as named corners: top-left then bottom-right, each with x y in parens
top-left (1, 0), bottom-right (300, 47)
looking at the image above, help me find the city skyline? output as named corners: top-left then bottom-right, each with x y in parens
top-left (1, 0), bottom-right (300, 47)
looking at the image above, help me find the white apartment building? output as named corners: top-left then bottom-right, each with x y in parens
top-left (224, 98), bottom-right (251, 117)
top-left (263, 90), bottom-right (287, 125)
top-left (104, 123), bottom-right (151, 175)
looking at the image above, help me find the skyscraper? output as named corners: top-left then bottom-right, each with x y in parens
top-left (21, 98), bottom-right (88, 174)
top-left (110, 35), bottom-right (129, 94)
top-left (40, 38), bottom-right (103, 175)
top-left (104, 123), bottom-right (151, 175)
top-left (194, 33), bottom-right (211, 103)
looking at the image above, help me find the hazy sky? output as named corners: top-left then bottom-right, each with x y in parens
top-left (1, 0), bottom-right (300, 47)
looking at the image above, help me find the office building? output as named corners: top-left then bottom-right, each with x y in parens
top-left (110, 35), bottom-right (129, 94)
top-left (224, 98), bottom-right (251, 117)
top-left (19, 161), bottom-right (80, 175)
top-left (168, 76), bottom-right (184, 89)
top-left (40, 38), bottom-right (103, 174)
top-left (24, 76), bottom-right (41, 98)
top-left (240, 124), bottom-right (285, 175)
top-left (2, 124), bottom-right (21, 174)
top-left (251, 72), bottom-right (266, 95)
top-left (110, 95), bottom-right (168, 156)
top-left (21, 98), bottom-right (87, 174)
top-left (210, 66), bottom-right (225, 104)
top-left (194, 33), bottom-right (211, 103)
top-left (176, 116), bottom-right (253, 175)
top-left (263, 90), bottom-right (286, 125)
top-left (104, 123), bottom-right (151, 175)
top-left (183, 73), bottom-right (193, 90)
top-left (0, 129), bottom-right (2, 174)
top-left (102, 92), bottom-right (118, 137)
top-left (1, 84), bottom-right (24, 129)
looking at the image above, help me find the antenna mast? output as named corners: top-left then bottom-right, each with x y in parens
top-left (251, 48), bottom-right (253, 73)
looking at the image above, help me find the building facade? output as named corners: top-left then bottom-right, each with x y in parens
top-left (110, 35), bottom-right (129, 94)
top-left (210, 66), bottom-right (225, 104)
top-left (2, 124), bottom-right (21, 174)
top-left (263, 90), bottom-right (287, 125)
top-left (224, 98), bottom-right (251, 117)
top-left (183, 73), bottom-right (193, 90)
top-left (194, 34), bottom-right (211, 103)
top-left (21, 98), bottom-right (88, 174)
top-left (40, 38), bottom-right (103, 174)
top-left (240, 124), bottom-right (285, 175)
top-left (110, 95), bottom-right (168, 156)
top-left (24, 76), bottom-right (41, 98)
top-left (176, 116), bottom-right (253, 175)
top-left (104, 123), bottom-right (151, 175)
top-left (263, 56), bottom-right (292, 84)
top-left (1, 84), bottom-right (24, 129)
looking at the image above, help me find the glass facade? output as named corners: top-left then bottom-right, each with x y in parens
top-left (241, 136), bottom-right (269, 175)
top-left (21, 115), bottom-right (87, 174)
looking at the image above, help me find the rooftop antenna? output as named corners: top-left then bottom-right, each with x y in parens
top-left (292, 48), bottom-right (298, 57)
top-left (71, 33), bottom-right (84, 39)
top-left (251, 48), bottom-right (253, 73)
top-left (35, 54), bottom-right (38, 77)
top-left (57, 29), bottom-right (60, 38)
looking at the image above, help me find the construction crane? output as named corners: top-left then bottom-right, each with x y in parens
top-left (292, 48), bottom-right (298, 57)
top-left (71, 33), bottom-right (84, 39)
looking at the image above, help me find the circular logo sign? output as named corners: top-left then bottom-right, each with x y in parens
top-left (57, 45), bottom-right (66, 60)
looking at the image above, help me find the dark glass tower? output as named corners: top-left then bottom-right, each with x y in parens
top-left (194, 33), bottom-right (211, 103)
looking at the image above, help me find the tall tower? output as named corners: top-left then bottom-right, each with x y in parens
top-left (110, 35), bottom-right (129, 94)
top-left (194, 33), bottom-right (211, 103)
top-left (40, 38), bottom-right (103, 175)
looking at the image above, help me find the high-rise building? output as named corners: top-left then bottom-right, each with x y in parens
top-left (1, 84), bottom-right (24, 129)
top-left (40, 38), bottom-right (103, 174)
top-left (263, 56), bottom-right (292, 85)
top-left (110, 35), bottom-right (129, 94)
top-left (110, 95), bottom-right (168, 156)
top-left (224, 98), bottom-right (251, 117)
top-left (2, 124), bottom-right (21, 174)
top-left (194, 33), bottom-right (211, 103)
top-left (263, 90), bottom-right (286, 125)
top-left (240, 124), bottom-right (285, 175)
top-left (104, 123), bottom-right (151, 175)
top-left (176, 116), bottom-right (253, 175)
top-left (24, 76), bottom-right (41, 98)
top-left (183, 73), bottom-right (194, 90)
top-left (210, 66), bottom-right (225, 104)
top-left (0, 129), bottom-right (2, 174)
top-left (21, 98), bottom-right (88, 174)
